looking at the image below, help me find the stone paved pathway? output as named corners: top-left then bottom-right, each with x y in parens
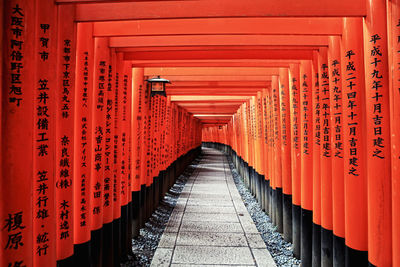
top-left (151, 148), bottom-right (276, 267)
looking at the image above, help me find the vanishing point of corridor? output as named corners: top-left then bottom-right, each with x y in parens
top-left (151, 148), bottom-right (275, 266)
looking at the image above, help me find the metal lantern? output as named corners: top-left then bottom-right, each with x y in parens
top-left (146, 76), bottom-right (171, 96)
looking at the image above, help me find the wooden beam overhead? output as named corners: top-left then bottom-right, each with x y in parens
top-left (110, 35), bottom-right (329, 48)
top-left (92, 18), bottom-right (343, 37)
top-left (72, 0), bottom-right (365, 21)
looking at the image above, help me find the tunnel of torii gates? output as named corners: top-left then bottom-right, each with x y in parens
top-left (1, 0), bottom-right (400, 267)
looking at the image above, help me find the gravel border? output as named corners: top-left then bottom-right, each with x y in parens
top-left (121, 157), bottom-right (202, 267)
top-left (226, 155), bottom-right (301, 267)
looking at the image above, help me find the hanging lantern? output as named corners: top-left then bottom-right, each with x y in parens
top-left (147, 76), bottom-right (171, 96)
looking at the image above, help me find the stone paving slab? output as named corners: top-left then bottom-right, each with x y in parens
top-left (151, 148), bottom-right (276, 267)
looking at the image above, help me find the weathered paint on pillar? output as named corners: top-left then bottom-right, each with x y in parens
top-left (364, 0), bottom-right (392, 265)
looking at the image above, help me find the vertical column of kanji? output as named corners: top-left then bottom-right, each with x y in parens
top-left (73, 22), bottom-right (93, 265)
top-left (252, 97), bottom-right (259, 197)
top-left (160, 93), bottom-right (168, 195)
top-left (289, 63), bottom-right (301, 259)
top-left (299, 60), bottom-right (313, 267)
top-left (341, 18), bottom-right (368, 265)
top-left (327, 36), bottom-right (345, 267)
top-left (112, 52), bottom-right (122, 265)
top-left (266, 91), bottom-right (274, 219)
top-left (55, 4), bottom-right (76, 266)
top-left (389, 1), bottom-right (400, 266)
top-left (1, 1), bottom-right (34, 267)
top-left (31, 0), bottom-right (58, 266)
top-left (153, 93), bottom-right (162, 211)
top-left (164, 97), bottom-right (172, 192)
top-left (272, 76), bottom-right (283, 233)
top-left (245, 100), bottom-right (252, 191)
top-left (131, 67), bottom-right (144, 238)
top-left (241, 104), bottom-right (248, 187)
top-left (144, 81), bottom-right (154, 220)
top-left (311, 50), bottom-right (322, 267)
top-left (279, 68), bottom-right (293, 243)
top-left (364, 1), bottom-right (392, 266)
top-left (268, 90), bottom-right (276, 222)
top-left (123, 60), bottom-right (133, 258)
top-left (165, 97), bottom-right (173, 190)
top-left (90, 37), bottom-right (109, 267)
top-left (261, 89), bottom-right (270, 214)
top-left (250, 99), bottom-right (256, 192)
top-left (256, 91), bottom-right (265, 211)
top-left (318, 47), bottom-right (333, 267)
top-left (119, 58), bottom-right (130, 259)
top-left (102, 48), bottom-right (116, 267)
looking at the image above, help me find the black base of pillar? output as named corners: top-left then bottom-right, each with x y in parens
top-left (57, 254), bottom-right (74, 267)
top-left (132, 190), bottom-right (141, 238)
top-left (113, 218), bottom-right (121, 267)
top-left (265, 179), bottom-right (270, 216)
top-left (321, 227), bottom-right (333, 267)
top-left (271, 188), bottom-right (276, 224)
top-left (276, 187), bottom-right (283, 233)
top-left (345, 245), bottom-right (368, 267)
top-left (301, 208), bottom-right (313, 267)
top-left (333, 234), bottom-right (345, 267)
top-left (121, 204), bottom-right (130, 261)
top-left (139, 184), bottom-right (146, 228)
top-left (90, 228), bottom-right (103, 267)
top-left (283, 193), bottom-right (293, 242)
top-left (102, 221), bottom-right (114, 267)
top-left (73, 241), bottom-right (91, 267)
top-left (292, 204), bottom-right (301, 259)
top-left (312, 223), bottom-right (321, 267)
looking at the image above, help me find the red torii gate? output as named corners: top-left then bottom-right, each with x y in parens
top-left (1, 1), bottom-right (399, 267)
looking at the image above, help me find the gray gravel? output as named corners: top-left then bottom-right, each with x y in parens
top-left (121, 157), bottom-right (201, 267)
top-left (226, 155), bottom-right (301, 267)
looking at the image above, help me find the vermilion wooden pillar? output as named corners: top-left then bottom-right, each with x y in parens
top-left (131, 67), bottom-right (144, 239)
top-left (102, 47), bottom-right (116, 267)
top-left (299, 60), bottom-right (313, 267)
top-left (32, 1), bottom-right (58, 266)
top-left (272, 76), bottom-right (283, 233)
top-left (289, 63), bottom-right (301, 259)
top-left (73, 22), bottom-right (94, 266)
top-left (311, 50), bottom-right (322, 267)
top-left (341, 17), bottom-right (368, 266)
top-left (318, 47), bottom-right (333, 267)
top-left (1, 1), bottom-right (35, 266)
top-left (364, 0), bottom-right (392, 266)
top-left (120, 59), bottom-right (132, 260)
top-left (55, 4), bottom-right (76, 267)
top-left (112, 52), bottom-right (123, 266)
top-left (279, 68), bottom-right (292, 242)
top-left (327, 35), bottom-right (345, 267)
top-left (90, 36), bottom-right (109, 267)
top-left (262, 89), bottom-right (271, 214)
top-left (389, 1), bottom-right (400, 266)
